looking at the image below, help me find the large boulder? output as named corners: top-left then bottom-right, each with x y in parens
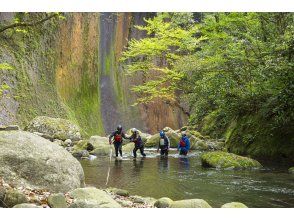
top-left (3, 189), bottom-right (28, 208)
top-left (221, 202), bottom-right (248, 208)
top-left (69, 187), bottom-right (121, 208)
top-left (25, 116), bottom-right (81, 141)
top-left (201, 151), bottom-right (262, 169)
top-left (170, 199), bottom-right (211, 208)
top-left (86, 135), bottom-right (110, 156)
top-left (289, 167), bottom-right (294, 174)
top-left (0, 131), bottom-right (85, 192)
top-left (154, 197), bottom-right (173, 208)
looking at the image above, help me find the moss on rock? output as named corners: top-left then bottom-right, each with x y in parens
top-left (221, 202), bottom-right (248, 208)
top-left (201, 151), bottom-right (262, 169)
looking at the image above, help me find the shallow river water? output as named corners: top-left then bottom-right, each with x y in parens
top-left (80, 149), bottom-right (294, 208)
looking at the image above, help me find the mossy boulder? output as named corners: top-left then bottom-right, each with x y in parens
top-left (221, 202), bottom-right (248, 208)
top-left (144, 133), bottom-right (160, 148)
top-left (125, 128), bottom-right (151, 144)
top-left (47, 193), bottom-right (67, 208)
top-left (25, 116), bottom-right (81, 141)
top-left (69, 187), bottom-right (121, 208)
top-left (154, 197), bottom-right (173, 208)
top-left (0, 131), bottom-right (85, 192)
top-left (289, 167), bottom-right (294, 174)
top-left (170, 199), bottom-right (211, 208)
top-left (201, 151), bottom-right (262, 169)
top-left (13, 203), bottom-right (42, 208)
top-left (3, 189), bottom-right (28, 208)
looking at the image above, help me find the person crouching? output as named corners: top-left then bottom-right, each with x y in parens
top-left (130, 128), bottom-right (146, 158)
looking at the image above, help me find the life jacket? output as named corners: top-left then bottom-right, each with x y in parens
top-left (159, 138), bottom-right (165, 146)
top-left (179, 139), bottom-right (186, 148)
top-left (114, 133), bottom-right (122, 142)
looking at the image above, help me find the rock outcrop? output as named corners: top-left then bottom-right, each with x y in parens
top-left (0, 130), bottom-right (85, 192)
top-left (201, 151), bottom-right (262, 169)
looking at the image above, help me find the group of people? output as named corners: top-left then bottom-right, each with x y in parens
top-left (108, 125), bottom-right (191, 159)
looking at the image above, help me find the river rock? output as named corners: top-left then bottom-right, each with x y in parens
top-left (108, 188), bottom-right (129, 197)
top-left (154, 197), bottom-right (173, 208)
top-left (47, 193), bottom-right (67, 208)
top-left (221, 202), bottom-right (248, 208)
top-left (201, 151), bottom-right (262, 169)
top-left (289, 167), bottom-right (294, 174)
top-left (63, 139), bottom-right (72, 147)
top-left (170, 199), bottom-right (212, 208)
top-left (69, 200), bottom-right (99, 208)
top-left (3, 189), bottom-right (28, 208)
top-left (69, 187), bottom-right (121, 208)
top-left (13, 203), bottom-right (42, 208)
top-left (0, 131), bottom-right (85, 192)
top-left (25, 116), bottom-right (81, 141)
top-left (85, 135), bottom-right (110, 156)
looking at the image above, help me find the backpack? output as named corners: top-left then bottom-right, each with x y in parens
top-left (114, 133), bottom-right (122, 142)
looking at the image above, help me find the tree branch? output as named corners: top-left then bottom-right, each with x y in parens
top-left (0, 13), bottom-right (59, 33)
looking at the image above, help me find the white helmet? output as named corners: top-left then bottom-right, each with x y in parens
top-left (131, 128), bottom-right (137, 134)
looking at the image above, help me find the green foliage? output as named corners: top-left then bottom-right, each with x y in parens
top-left (121, 12), bottom-right (204, 105)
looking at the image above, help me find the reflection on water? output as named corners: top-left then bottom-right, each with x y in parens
top-left (80, 152), bottom-right (294, 208)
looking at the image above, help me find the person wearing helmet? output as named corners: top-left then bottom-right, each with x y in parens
top-left (157, 130), bottom-right (170, 157)
top-left (129, 128), bottom-right (146, 158)
top-left (109, 125), bottom-right (129, 158)
top-left (178, 131), bottom-right (190, 156)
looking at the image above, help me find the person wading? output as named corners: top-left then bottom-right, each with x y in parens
top-left (157, 130), bottom-right (170, 157)
top-left (109, 125), bottom-right (129, 158)
top-left (129, 128), bottom-right (146, 159)
top-left (178, 131), bottom-right (190, 156)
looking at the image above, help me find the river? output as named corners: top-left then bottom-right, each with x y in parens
top-left (80, 149), bottom-right (294, 208)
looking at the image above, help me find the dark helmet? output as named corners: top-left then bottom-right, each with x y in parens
top-left (117, 125), bottom-right (122, 132)
top-left (159, 130), bottom-right (165, 138)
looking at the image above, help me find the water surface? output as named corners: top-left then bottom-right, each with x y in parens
top-left (80, 150), bottom-right (294, 208)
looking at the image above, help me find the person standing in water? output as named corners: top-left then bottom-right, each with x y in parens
top-left (109, 125), bottom-right (129, 158)
top-left (157, 130), bottom-right (170, 157)
top-left (178, 131), bottom-right (190, 156)
top-left (129, 128), bottom-right (146, 158)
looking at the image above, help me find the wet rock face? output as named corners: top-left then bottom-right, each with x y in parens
top-left (0, 130), bottom-right (85, 193)
top-left (201, 151), bottom-right (262, 169)
top-left (25, 116), bottom-right (81, 141)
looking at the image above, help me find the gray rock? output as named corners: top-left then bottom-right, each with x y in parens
top-left (3, 189), bottom-right (28, 208)
top-left (13, 203), bottom-right (42, 208)
top-left (69, 200), bottom-right (99, 208)
top-left (69, 187), bottom-right (121, 208)
top-left (0, 125), bottom-right (19, 131)
top-left (221, 202), bottom-right (248, 208)
top-left (0, 131), bottom-right (85, 193)
top-left (154, 197), bottom-right (173, 208)
top-left (25, 116), bottom-right (81, 141)
top-left (289, 167), bottom-right (294, 174)
top-left (170, 199), bottom-right (212, 208)
top-left (47, 193), bottom-right (67, 208)
top-left (53, 139), bottom-right (63, 146)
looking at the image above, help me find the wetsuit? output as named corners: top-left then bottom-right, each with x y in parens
top-left (109, 130), bottom-right (128, 157)
top-left (130, 133), bottom-right (146, 158)
top-left (178, 136), bottom-right (190, 156)
top-left (158, 135), bottom-right (170, 157)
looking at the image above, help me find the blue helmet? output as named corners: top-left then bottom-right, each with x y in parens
top-left (160, 130), bottom-right (165, 137)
